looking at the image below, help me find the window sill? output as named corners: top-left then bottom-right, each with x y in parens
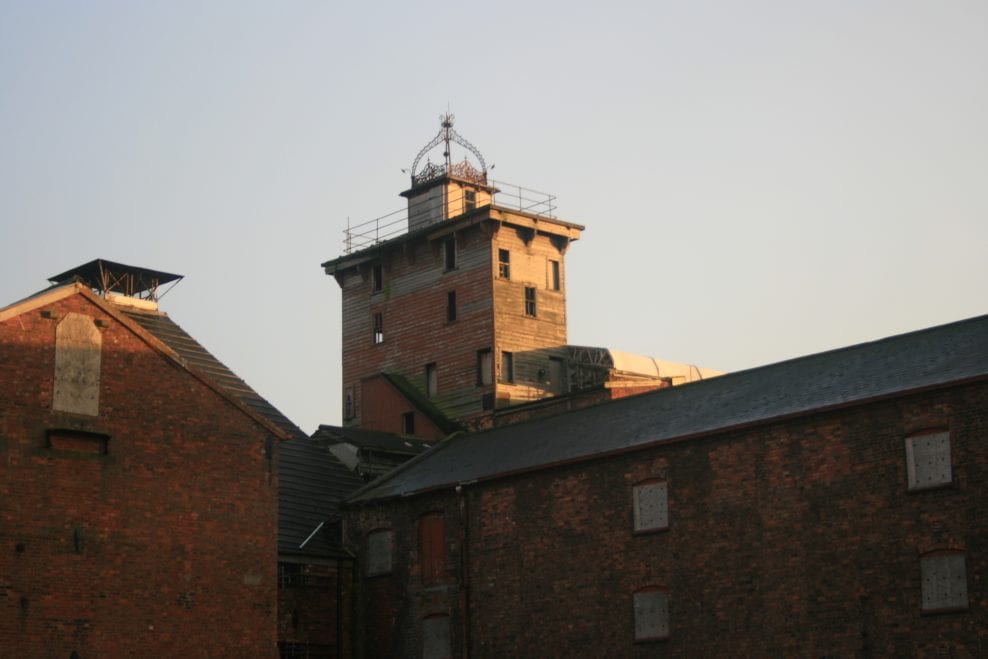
top-left (633, 527), bottom-right (670, 536)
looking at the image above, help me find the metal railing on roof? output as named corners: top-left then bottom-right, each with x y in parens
top-left (342, 180), bottom-right (557, 254)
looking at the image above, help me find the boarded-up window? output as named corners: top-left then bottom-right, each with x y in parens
top-left (422, 615), bottom-right (451, 659)
top-left (921, 552), bottom-right (968, 612)
top-left (419, 513), bottom-right (445, 584)
top-left (906, 431), bottom-right (951, 490)
top-left (477, 349), bottom-right (493, 386)
top-left (367, 530), bottom-right (393, 576)
top-left (53, 313), bottom-right (102, 416)
top-left (634, 588), bottom-right (669, 641)
top-left (633, 481), bottom-right (668, 532)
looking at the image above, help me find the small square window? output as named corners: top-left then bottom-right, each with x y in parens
top-left (906, 431), bottom-right (951, 490)
top-left (634, 588), bottom-right (669, 641)
top-left (366, 530), bottom-right (393, 576)
top-left (446, 291), bottom-right (457, 323)
top-left (498, 249), bottom-right (511, 279)
top-left (443, 237), bottom-right (456, 271)
top-left (373, 313), bottom-right (384, 344)
top-left (426, 363), bottom-right (438, 397)
top-left (921, 552), bottom-right (968, 612)
top-left (501, 351), bottom-right (514, 384)
top-left (633, 481), bottom-right (668, 532)
top-left (524, 287), bottom-right (536, 317)
top-left (422, 615), bottom-right (451, 659)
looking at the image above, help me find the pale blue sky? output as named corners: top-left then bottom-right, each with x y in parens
top-left (2, 1), bottom-right (986, 432)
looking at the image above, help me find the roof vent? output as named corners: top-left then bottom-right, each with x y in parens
top-left (48, 259), bottom-right (183, 305)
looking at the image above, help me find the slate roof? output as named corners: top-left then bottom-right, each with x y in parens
top-left (121, 307), bottom-right (365, 557)
top-left (312, 424), bottom-right (436, 455)
top-left (348, 314), bottom-right (988, 505)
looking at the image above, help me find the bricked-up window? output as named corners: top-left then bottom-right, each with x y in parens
top-left (443, 237), bottom-right (456, 271)
top-left (498, 249), bottom-right (511, 279)
top-left (422, 614), bottom-right (451, 659)
top-left (524, 287), bottom-right (537, 317)
top-left (446, 291), bottom-right (457, 323)
top-left (402, 412), bottom-right (415, 435)
top-left (501, 351), bottom-right (514, 383)
top-left (426, 363), bottom-right (438, 397)
top-left (464, 188), bottom-right (477, 212)
top-left (634, 587), bottom-right (670, 641)
top-left (921, 551), bottom-right (968, 613)
top-left (419, 513), bottom-right (445, 584)
top-left (633, 480), bottom-right (668, 532)
top-left (549, 260), bottom-right (560, 291)
top-left (47, 429), bottom-right (109, 455)
top-left (906, 431), bottom-right (952, 490)
top-left (372, 263), bottom-right (383, 292)
top-left (477, 348), bottom-right (493, 386)
top-left (373, 313), bottom-right (384, 344)
top-left (366, 529), bottom-right (394, 576)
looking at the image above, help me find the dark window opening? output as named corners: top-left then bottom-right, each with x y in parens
top-left (373, 313), bottom-right (384, 344)
top-left (501, 351), bottom-right (514, 383)
top-left (372, 263), bottom-right (383, 292)
top-left (550, 260), bottom-right (561, 291)
top-left (402, 412), bottom-right (415, 435)
top-left (344, 387), bottom-right (355, 419)
top-left (464, 189), bottom-right (477, 212)
top-left (477, 348), bottom-right (493, 386)
top-left (498, 249), bottom-right (511, 279)
top-left (426, 363), bottom-right (438, 397)
top-left (443, 237), bottom-right (456, 271)
top-left (524, 287), bottom-right (537, 317)
top-left (446, 291), bottom-right (457, 322)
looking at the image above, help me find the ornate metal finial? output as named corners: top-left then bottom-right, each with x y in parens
top-left (410, 112), bottom-right (488, 186)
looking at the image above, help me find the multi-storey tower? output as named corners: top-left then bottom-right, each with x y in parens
top-left (323, 115), bottom-right (583, 437)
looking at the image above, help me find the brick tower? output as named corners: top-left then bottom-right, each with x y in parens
top-left (323, 114), bottom-right (584, 437)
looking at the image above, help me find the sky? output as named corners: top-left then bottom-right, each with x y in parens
top-left (2, 1), bottom-right (986, 434)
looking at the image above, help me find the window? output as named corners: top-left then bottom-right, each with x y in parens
top-left (921, 551), bottom-right (968, 612)
top-left (422, 615), bottom-right (451, 659)
top-left (464, 189), bottom-right (477, 212)
top-left (633, 480), bottom-right (668, 532)
top-left (501, 351), bottom-right (514, 383)
top-left (372, 263), bottom-right (383, 292)
top-left (634, 587), bottom-right (669, 641)
top-left (498, 249), bottom-right (511, 279)
top-left (367, 530), bottom-right (394, 576)
top-left (426, 363), bottom-right (438, 397)
top-left (443, 237), bottom-right (456, 271)
top-left (373, 313), bottom-right (384, 344)
top-left (419, 513), bottom-right (445, 584)
top-left (344, 387), bottom-right (355, 420)
top-left (906, 431), bottom-right (951, 490)
top-left (477, 349), bottom-right (493, 386)
top-left (402, 412), bottom-right (415, 435)
top-left (549, 260), bottom-right (560, 291)
top-left (524, 287), bottom-right (536, 317)
top-left (446, 291), bottom-right (457, 323)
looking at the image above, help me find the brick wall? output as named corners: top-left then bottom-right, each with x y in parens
top-left (346, 380), bottom-right (988, 656)
top-left (277, 559), bottom-right (353, 657)
top-left (0, 292), bottom-right (279, 657)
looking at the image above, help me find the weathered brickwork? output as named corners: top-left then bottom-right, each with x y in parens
top-left (277, 559), bottom-right (353, 657)
top-left (347, 381), bottom-right (988, 656)
top-left (0, 291), bottom-right (279, 657)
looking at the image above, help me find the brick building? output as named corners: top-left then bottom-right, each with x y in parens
top-left (0, 260), bottom-right (365, 658)
top-left (322, 114), bottom-right (716, 438)
top-left (343, 314), bottom-right (988, 656)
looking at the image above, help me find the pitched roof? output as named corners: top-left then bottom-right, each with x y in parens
top-left (313, 424), bottom-right (436, 455)
top-left (119, 306), bottom-right (365, 557)
top-left (347, 314), bottom-right (988, 505)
